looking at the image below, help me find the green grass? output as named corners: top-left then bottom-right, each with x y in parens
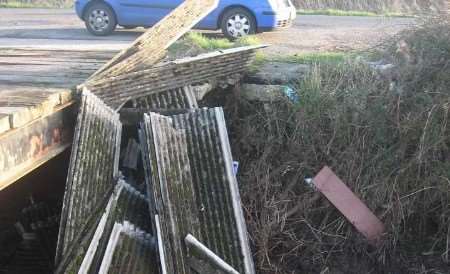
top-left (0, 1), bottom-right (45, 8)
top-left (297, 8), bottom-right (408, 17)
top-left (185, 32), bottom-right (261, 51)
top-left (177, 33), bottom-right (348, 71)
top-left (168, 32), bottom-right (263, 60)
top-left (276, 52), bottom-right (348, 64)
top-left (254, 52), bottom-right (348, 66)
top-left (186, 32), bottom-right (234, 50)
top-left (248, 51), bottom-right (349, 74)
top-left (0, 1), bottom-right (72, 8)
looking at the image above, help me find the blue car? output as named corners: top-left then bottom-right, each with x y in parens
top-left (75, 0), bottom-right (296, 38)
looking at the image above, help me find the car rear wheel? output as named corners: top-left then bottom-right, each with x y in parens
top-left (84, 2), bottom-right (117, 36)
top-left (220, 8), bottom-right (256, 40)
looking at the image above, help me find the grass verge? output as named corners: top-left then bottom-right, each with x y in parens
top-left (168, 32), bottom-right (262, 59)
top-left (186, 32), bottom-right (261, 50)
top-left (248, 51), bottom-right (349, 73)
top-left (0, 1), bottom-right (72, 8)
top-left (297, 8), bottom-right (408, 17)
top-left (269, 52), bottom-right (347, 64)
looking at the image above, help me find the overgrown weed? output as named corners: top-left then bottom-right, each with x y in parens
top-left (227, 16), bottom-right (450, 273)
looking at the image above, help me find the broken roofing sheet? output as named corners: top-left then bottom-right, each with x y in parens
top-left (133, 85), bottom-right (199, 111)
top-left (55, 91), bottom-right (122, 271)
top-left (140, 111), bottom-right (199, 274)
top-left (51, 0), bottom-right (263, 271)
top-left (78, 180), bottom-right (156, 274)
top-left (84, 45), bottom-right (264, 109)
top-left (98, 221), bottom-right (157, 274)
top-left (87, 0), bottom-right (219, 82)
top-left (140, 108), bottom-right (255, 274)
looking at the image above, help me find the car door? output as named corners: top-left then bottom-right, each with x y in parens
top-left (118, 0), bottom-right (183, 27)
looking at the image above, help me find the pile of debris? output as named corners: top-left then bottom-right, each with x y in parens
top-left (53, 0), bottom-right (262, 273)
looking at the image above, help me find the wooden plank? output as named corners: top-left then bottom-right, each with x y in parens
top-left (87, 0), bottom-right (219, 82)
top-left (0, 107), bottom-right (32, 129)
top-left (0, 103), bottom-right (75, 191)
top-left (0, 114), bottom-right (10, 134)
top-left (0, 47), bottom-right (109, 190)
top-left (0, 48), bottom-right (114, 90)
top-left (0, 64), bottom-right (101, 73)
top-left (0, 48), bottom-right (115, 60)
top-left (0, 90), bottom-right (65, 129)
top-left (313, 166), bottom-right (385, 244)
top-left (59, 90), bottom-right (73, 105)
top-left (0, 75), bottom-right (87, 87)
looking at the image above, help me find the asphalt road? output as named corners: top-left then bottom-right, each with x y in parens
top-left (0, 8), bottom-right (415, 54)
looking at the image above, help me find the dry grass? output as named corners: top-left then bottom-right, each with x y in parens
top-left (297, 8), bottom-right (408, 17)
top-left (0, 0), bottom-right (72, 8)
top-left (293, 0), bottom-right (447, 14)
top-left (226, 17), bottom-right (450, 273)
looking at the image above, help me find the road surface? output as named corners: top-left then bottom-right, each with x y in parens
top-left (0, 8), bottom-right (415, 54)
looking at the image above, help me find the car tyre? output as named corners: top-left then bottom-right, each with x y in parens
top-left (84, 2), bottom-right (117, 36)
top-left (220, 7), bottom-right (256, 40)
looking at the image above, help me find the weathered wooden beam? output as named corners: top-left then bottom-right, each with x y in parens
top-left (0, 114), bottom-right (9, 134)
top-left (0, 87), bottom-right (73, 133)
top-left (87, 0), bottom-right (219, 82)
top-left (0, 103), bottom-right (75, 191)
top-left (0, 48), bottom-right (114, 89)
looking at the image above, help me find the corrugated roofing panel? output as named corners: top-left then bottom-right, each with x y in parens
top-left (88, 0), bottom-right (219, 81)
top-left (86, 46), bottom-right (264, 109)
top-left (133, 86), bottom-right (198, 110)
top-left (98, 221), bottom-right (157, 274)
top-left (141, 112), bottom-right (200, 274)
top-left (55, 91), bottom-right (122, 272)
top-left (79, 179), bottom-right (154, 274)
top-left (141, 108), bottom-right (254, 274)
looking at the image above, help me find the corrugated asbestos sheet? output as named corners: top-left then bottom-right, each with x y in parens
top-left (133, 86), bottom-right (198, 110)
top-left (87, 0), bottom-right (219, 81)
top-left (85, 46), bottom-right (265, 109)
top-left (79, 179), bottom-right (156, 274)
top-left (98, 221), bottom-right (157, 274)
top-left (140, 108), bottom-right (255, 274)
top-left (140, 111), bottom-right (200, 274)
top-left (55, 91), bottom-right (122, 272)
